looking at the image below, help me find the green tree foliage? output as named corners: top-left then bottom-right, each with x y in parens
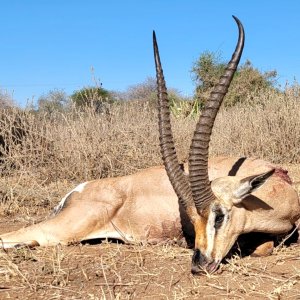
top-left (70, 86), bottom-right (114, 113)
top-left (192, 51), bottom-right (278, 107)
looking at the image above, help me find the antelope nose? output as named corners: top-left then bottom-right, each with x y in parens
top-left (191, 248), bottom-right (209, 274)
top-left (191, 264), bottom-right (201, 274)
top-left (192, 248), bottom-right (208, 264)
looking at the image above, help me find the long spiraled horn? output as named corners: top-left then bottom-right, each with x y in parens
top-left (189, 16), bottom-right (245, 212)
top-left (153, 31), bottom-right (197, 218)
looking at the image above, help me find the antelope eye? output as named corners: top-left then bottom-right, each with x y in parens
top-left (214, 214), bottom-right (224, 228)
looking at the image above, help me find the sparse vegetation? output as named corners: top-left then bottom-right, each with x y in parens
top-left (1, 83), bottom-right (299, 189)
top-left (123, 77), bottom-right (157, 104)
top-left (0, 232), bottom-right (300, 298)
top-left (37, 89), bottom-right (69, 114)
top-left (0, 89), bottom-right (15, 108)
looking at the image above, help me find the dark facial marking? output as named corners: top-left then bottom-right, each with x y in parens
top-left (214, 208), bottom-right (225, 229)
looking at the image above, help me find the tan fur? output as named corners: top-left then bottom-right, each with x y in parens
top-left (251, 241), bottom-right (274, 257)
top-left (1, 157), bottom-right (299, 257)
top-left (194, 216), bottom-right (208, 250)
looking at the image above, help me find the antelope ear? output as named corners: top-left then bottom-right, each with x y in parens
top-left (232, 169), bottom-right (275, 204)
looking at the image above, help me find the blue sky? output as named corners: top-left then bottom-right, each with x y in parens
top-left (1, 1), bottom-right (300, 107)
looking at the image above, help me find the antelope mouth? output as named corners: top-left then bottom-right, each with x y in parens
top-left (191, 249), bottom-right (221, 274)
top-left (191, 260), bottom-right (221, 274)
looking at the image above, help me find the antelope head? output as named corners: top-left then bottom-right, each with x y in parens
top-left (154, 16), bottom-right (275, 274)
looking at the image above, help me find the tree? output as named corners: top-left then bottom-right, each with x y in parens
top-left (123, 77), bottom-right (194, 114)
top-left (0, 89), bottom-right (15, 108)
top-left (192, 51), bottom-right (277, 107)
top-left (70, 85), bottom-right (114, 113)
top-left (37, 89), bottom-right (69, 114)
top-left (124, 77), bottom-right (157, 105)
top-left (192, 51), bottom-right (226, 96)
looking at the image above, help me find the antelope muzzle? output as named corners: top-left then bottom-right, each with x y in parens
top-left (191, 249), bottom-right (220, 274)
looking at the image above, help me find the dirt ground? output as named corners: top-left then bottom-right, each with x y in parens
top-left (1, 165), bottom-right (300, 300)
top-left (0, 234), bottom-right (299, 300)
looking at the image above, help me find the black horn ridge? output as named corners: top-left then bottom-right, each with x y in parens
top-left (153, 31), bottom-right (195, 214)
top-left (189, 16), bottom-right (245, 212)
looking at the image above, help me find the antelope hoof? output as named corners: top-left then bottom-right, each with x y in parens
top-left (250, 241), bottom-right (274, 257)
top-left (15, 240), bottom-right (40, 249)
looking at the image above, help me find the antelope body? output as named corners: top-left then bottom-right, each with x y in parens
top-left (1, 157), bottom-right (298, 248)
top-left (1, 16), bottom-right (300, 274)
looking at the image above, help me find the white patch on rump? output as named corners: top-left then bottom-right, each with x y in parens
top-left (52, 182), bottom-right (88, 215)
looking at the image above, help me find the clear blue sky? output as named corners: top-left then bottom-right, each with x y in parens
top-left (1, 1), bottom-right (300, 107)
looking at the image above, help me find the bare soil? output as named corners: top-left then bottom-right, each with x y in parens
top-left (0, 226), bottom-right (299, 300)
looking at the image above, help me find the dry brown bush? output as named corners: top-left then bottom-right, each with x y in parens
top-left (0, 86), bottom-right (299, 213)
top-left (211, 85), bottom-right (300, 163)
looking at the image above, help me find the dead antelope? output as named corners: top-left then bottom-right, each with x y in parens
top-left (1, 16), bottom-right (299, 274)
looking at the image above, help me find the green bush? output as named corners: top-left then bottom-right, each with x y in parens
top-left (71, 86), bottom-right (114, 113)
top-left (192, 51), bottom-right (278, 107)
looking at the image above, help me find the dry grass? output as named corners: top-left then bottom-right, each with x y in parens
top-left (211, 87), bottom-right (300, 163)
top-left (1, 88), bottom-right (299, 174)
top-left (1, 86), bottom-right (300, 214)
top-left (0, 240), bottom-right (299, 299)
